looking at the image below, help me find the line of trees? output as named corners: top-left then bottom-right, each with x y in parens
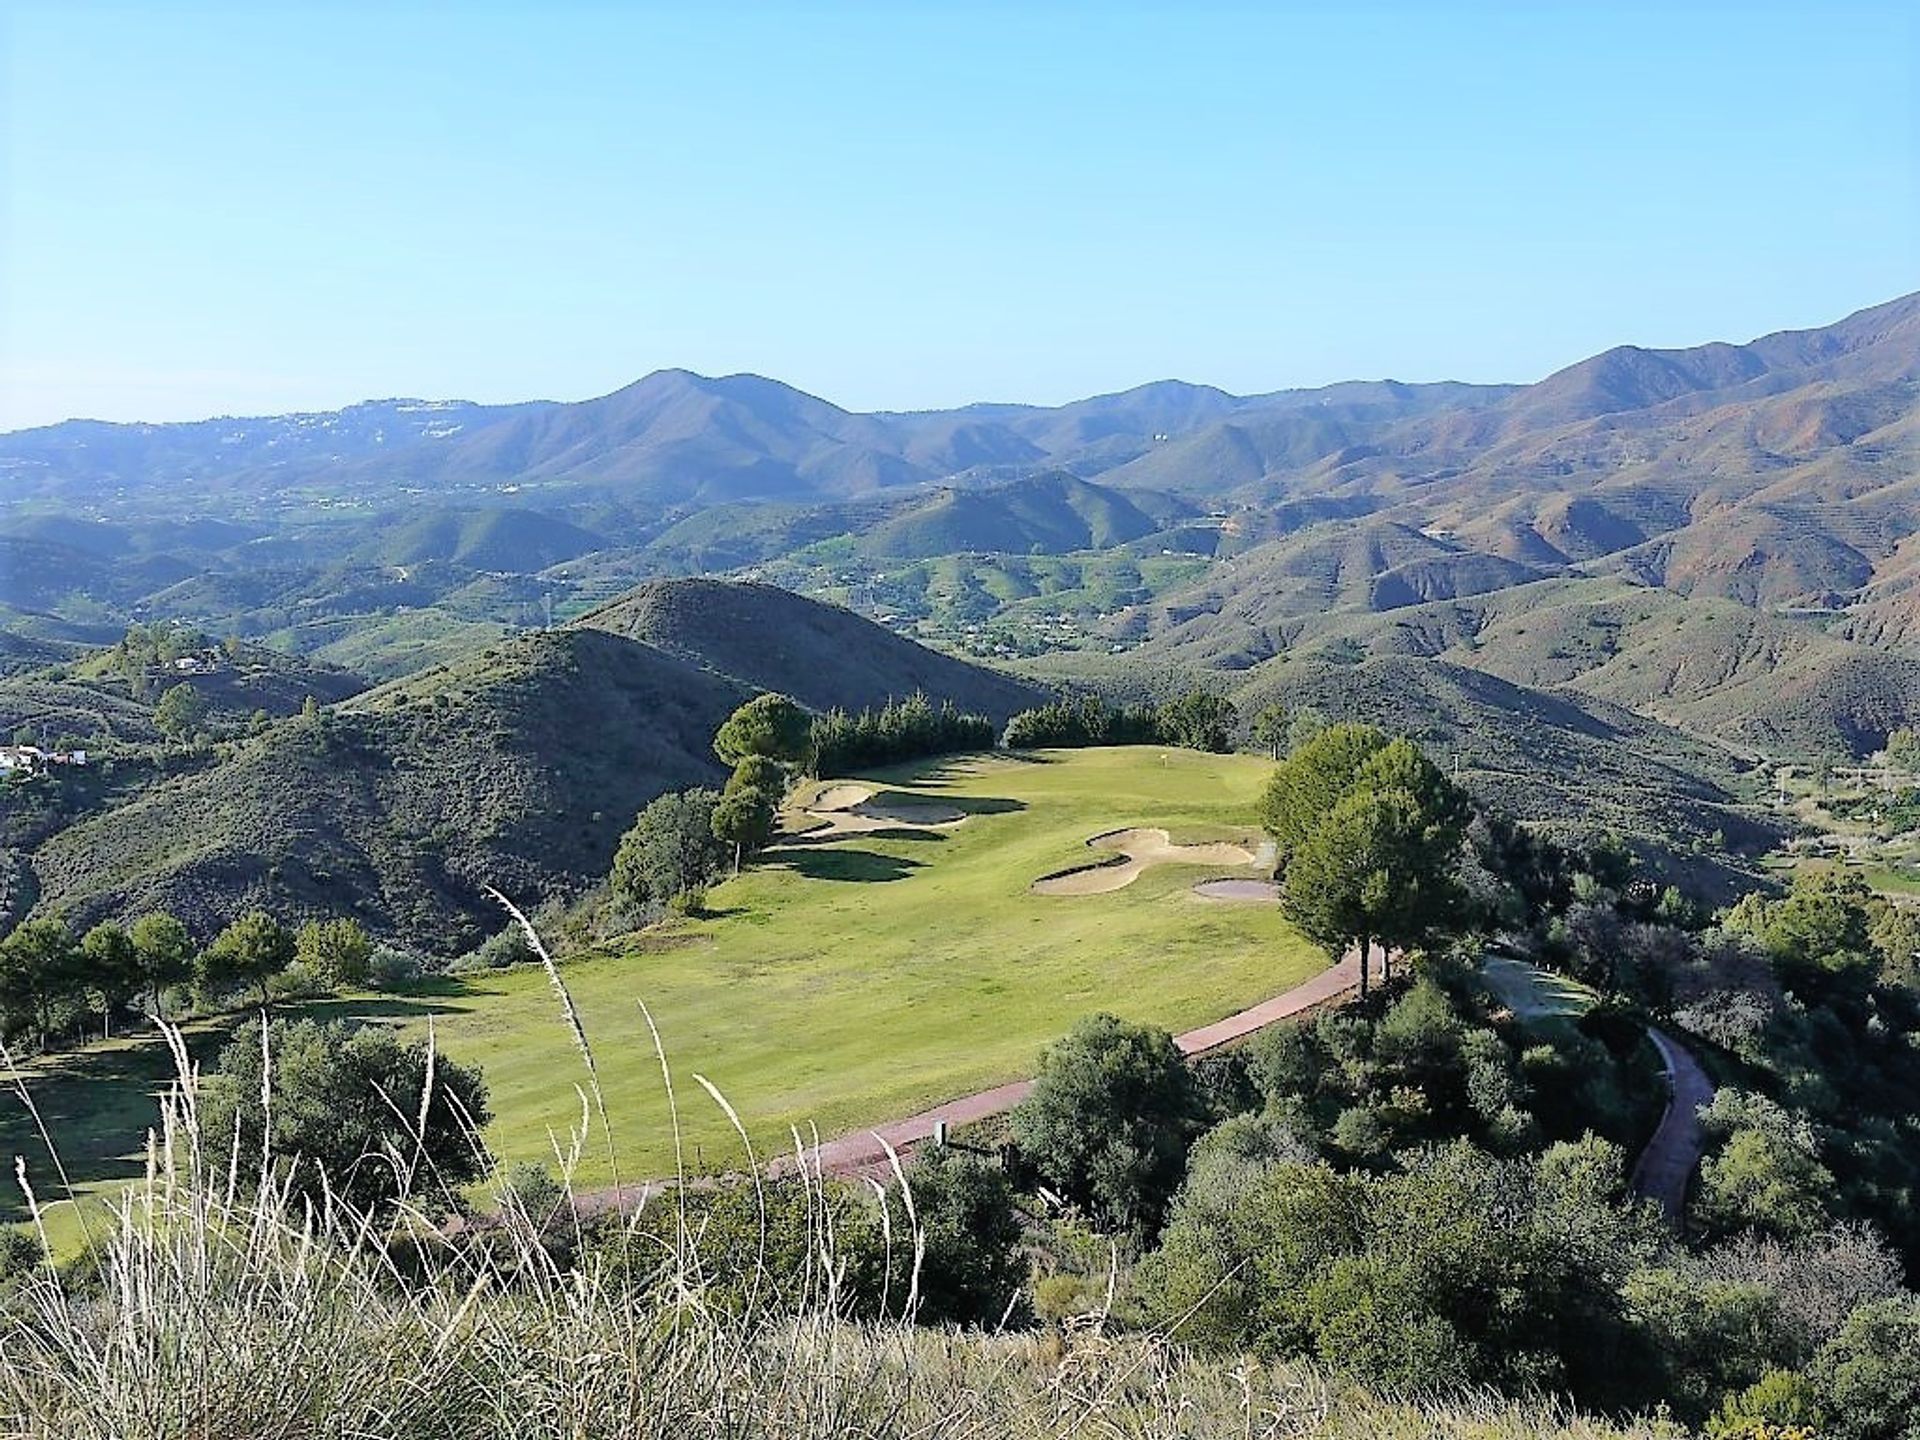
top-left (611, 693), bottom-right (817, 915)
top-left (1002, 690), bottom-right (1239, 752)
top-left (711, 693), bottom-right (811, 876)
top-left (811, 693), bottom-right (996, 775)
top-left (0, 909), bottom-right (374, 1051)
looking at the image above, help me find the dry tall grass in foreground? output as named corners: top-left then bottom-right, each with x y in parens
top-left (0, 912), bottom-right (1677, 1439)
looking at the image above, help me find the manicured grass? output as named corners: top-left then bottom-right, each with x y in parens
top-left (0, 1039), bottom-right (175, 1230)
top-left (418, 747), bottom-right (1323, 1183)
top-left (6, 746), bottom-right (1324, 1236)
top-left (1479, 953), bottom-right (1596, 1020)
top-left (1859, 862), bottom-right (1920, 898)
top-left (1778, 854), bottom-right (1920, 901)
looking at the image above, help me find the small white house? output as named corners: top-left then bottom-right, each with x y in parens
top-left (0, 746), bottom-right (87, 775)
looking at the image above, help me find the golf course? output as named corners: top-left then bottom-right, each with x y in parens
top-left (4, 745), bottom-right (1325, 1240)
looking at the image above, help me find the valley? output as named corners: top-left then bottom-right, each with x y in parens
top-left (5, 291), bottom-right (1920, 1437)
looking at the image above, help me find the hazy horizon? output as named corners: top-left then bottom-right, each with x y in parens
top-left (7, 282), bottom-right (1920, 437)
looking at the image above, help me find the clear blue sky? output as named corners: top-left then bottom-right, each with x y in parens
top-left (2, 2), bottom-right (1915, 430)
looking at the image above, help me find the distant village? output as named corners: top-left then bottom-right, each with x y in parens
top-left (152, 650), bottom-right (225, 678)
top-left (0, 744), bottom-right (88, 777)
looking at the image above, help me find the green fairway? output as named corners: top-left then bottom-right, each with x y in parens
top-left (3, 746), bottom-right (1323, 1235)
top-left (419, 746), bottom-right (1322, 1183)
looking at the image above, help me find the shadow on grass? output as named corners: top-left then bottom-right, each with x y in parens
top-left (950, 794), bottom-right (1025, 816)
top-left (857, 788), bottom-right (1027, 818)
top-left (901, 754), bottom-right (1052, 790)
top-left (779, 825), bottom-right (952, 849)
top-left (769, 848), bottom-right (925, 883)
top-left (0, 1037), bottom-right (195, 1223)
top-left (297, 992), bottom-right (477, 1024)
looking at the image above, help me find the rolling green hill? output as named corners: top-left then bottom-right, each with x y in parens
top-left (853, 472), bottom-right (1182, 558)
top-left (21, 581), bottom-right (1045, 945)
top-left (353, 506), bottom-right (610, 571)
top-left (571, 578), bottom-right (1044, 719)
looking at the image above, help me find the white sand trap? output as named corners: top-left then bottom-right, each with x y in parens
top-left (812, 784), bottom-right (875, 812)
top-left (1193, 878), bottom-right (1280, 903)
top-left (1033, 828), bottom-right (1256, 897)
top-left (854, 797), bottom-right (965, 826)
top-left (789, 789), bottom-right (969, 838)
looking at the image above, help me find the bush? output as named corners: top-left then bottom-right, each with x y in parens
top-left (366, 945), bottom-right (424, 990)
top-left (600, 1180), bottom-right (892, 1319)
top-left (1809, 1295), bottom-right (1920, 1440)
top-left (0, 1228), bottom-right (43, 1290)
top-left (1706, 1370), bottom-right (1826, 1438)
top-left (1143, 1138), bottom-right (1663, 1404)
top-left (885, 1148), bottom-right (1030, 1328)
top-left (1689, 1225), bottom-right (1905, 1364)
top-left (496, 1160), bottom-right (566, 1228)
top-left (452, 924), bottom-right (536, 974)
top-left (1696, 1091), bottom-right (1835, 1240)
top-left (610, 788), bottom-right (728, 913)
top-left (1010, 1014), bottom-right (1205, 1240)
top-left (1032, 1271), bottom-right (1107, 1325)
top-left (295, 917), bottom-right (373, 987)
top-left (265, 959), bottom-right (331, 1001)
top-left (201, 1016), bottom-right (491, 1214)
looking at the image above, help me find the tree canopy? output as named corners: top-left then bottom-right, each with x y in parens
top-left (1258, 723), bottom-right (1390, 857)
top-left (610, 788), bottom-right (729, 911)
top-left (154, 682), bottom-right (209, 741)
top-left (1010, 1012), bottom-right (1206, 1239)
top-left (712, 757), bottom-right (783, 870)
top-left (713, 693), bottom-right (813, 767)
top-left (295, 918), bottom-right (374, 989)
top-left (197, 911), bottom-right (295, 1007)
top-left (1264, 730), bottom-right (1469, 995)
top-left (202, 1017), bottom-right (491, 1213)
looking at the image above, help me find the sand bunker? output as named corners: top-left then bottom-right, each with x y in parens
top-left (857, 797), bottom-right (965, 825)
top-left (791, 786), bottom-right (969, 838)
top-left (812, 785), bottom-right (875, 812)
top-left (1192, 878), bottom-right (1280, 903)
top-left (1032, 828), bottom-right (1257, 897)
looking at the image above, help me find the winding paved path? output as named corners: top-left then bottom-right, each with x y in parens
top-left (578, 946), bottom-right (1373, 1213)
top-left (1628, 1025), bottom-right (1716, 1222)
top-left (769, 946), bottom-right (1372, 1181)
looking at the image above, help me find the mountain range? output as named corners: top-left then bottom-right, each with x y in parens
top-left (4, 292), bottom-right (1920, 941)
